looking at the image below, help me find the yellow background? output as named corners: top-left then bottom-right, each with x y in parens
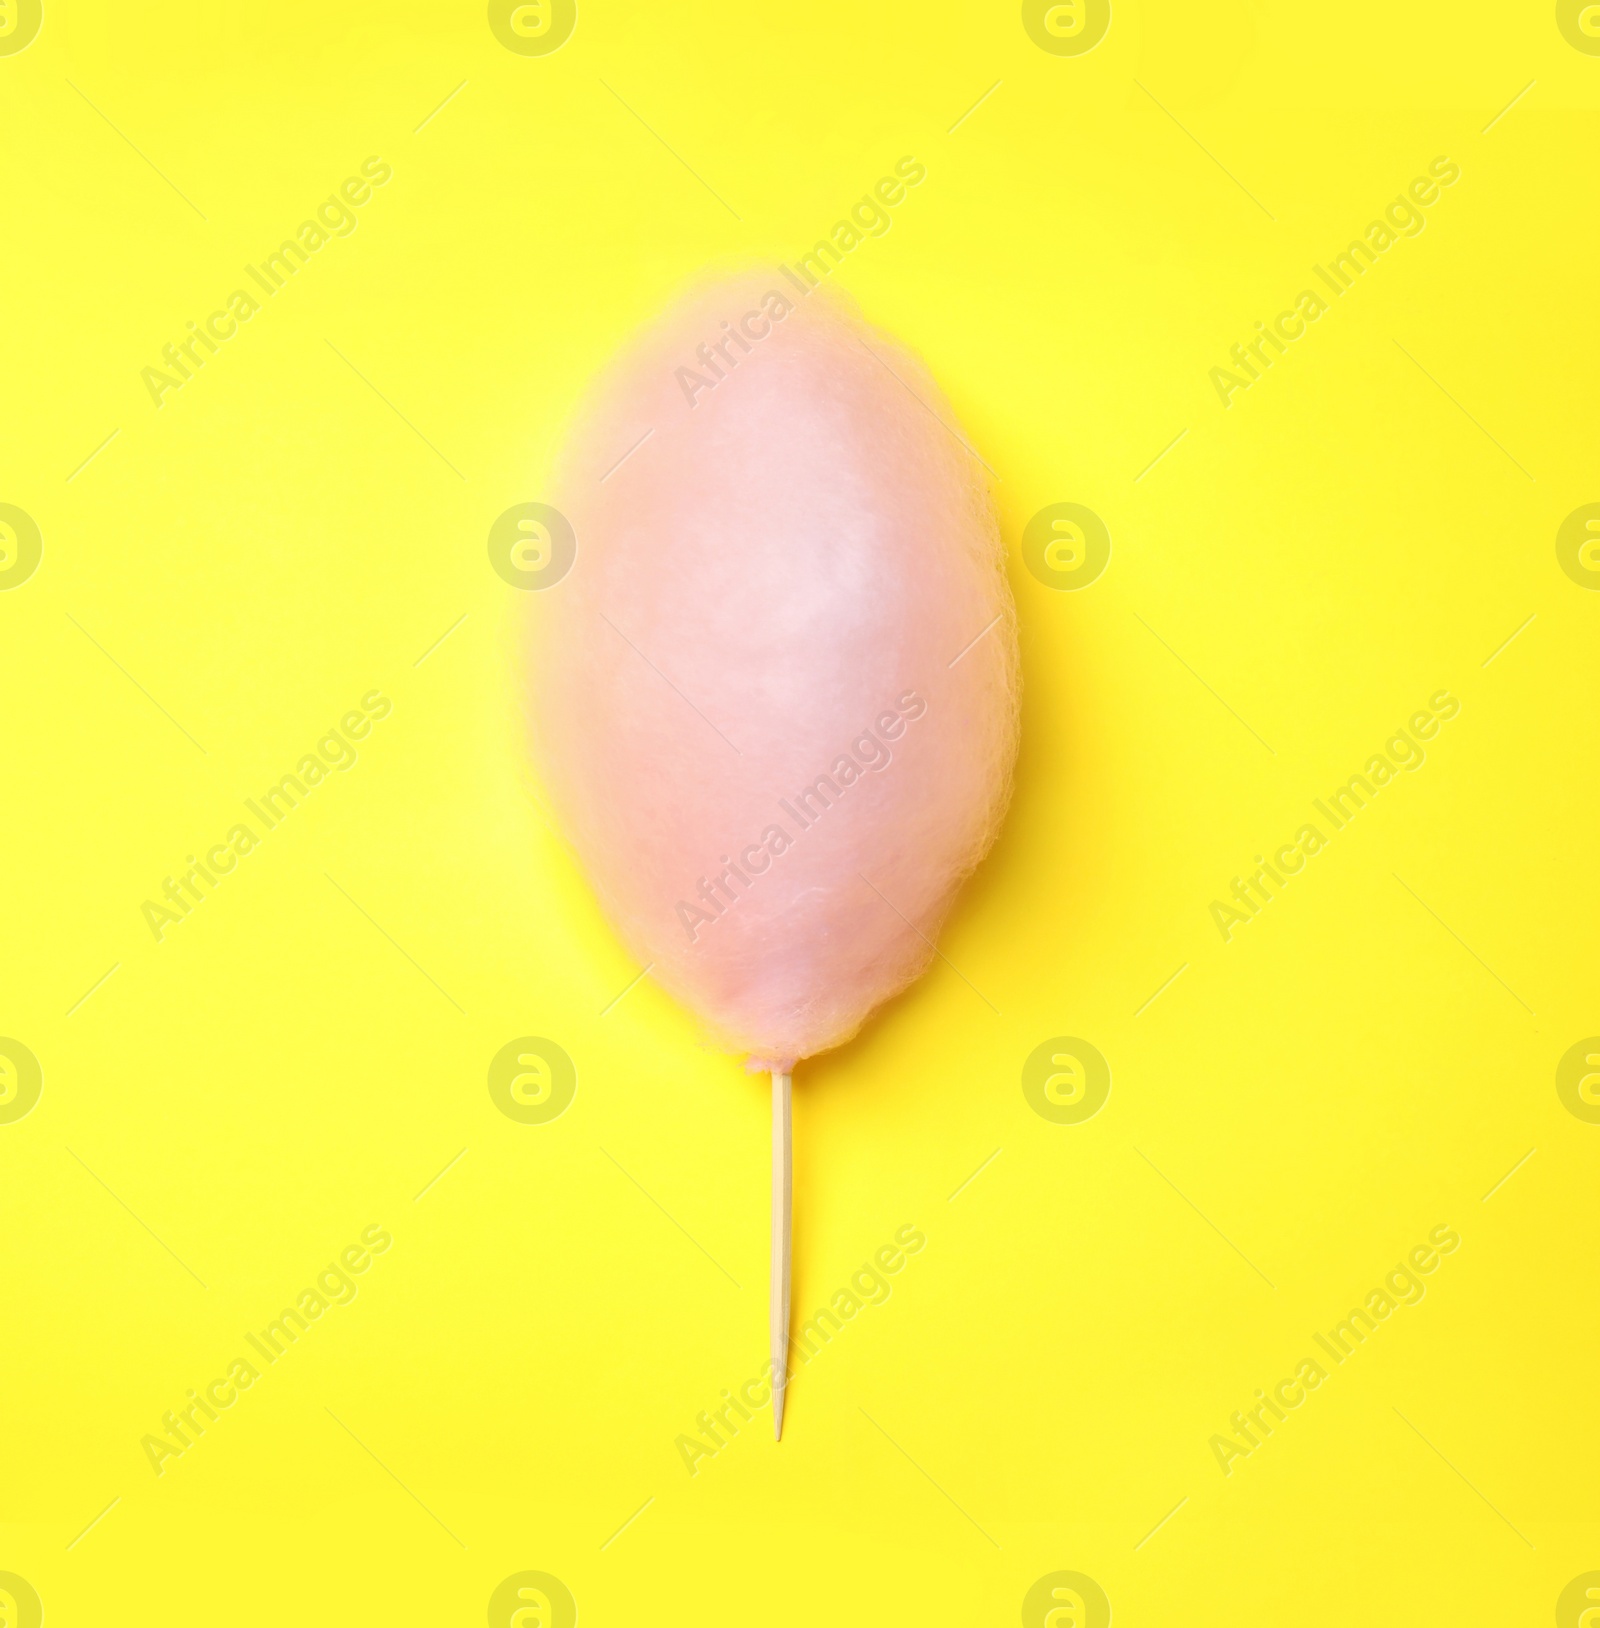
top-left (2, 1), bottom-right (1597, 1622)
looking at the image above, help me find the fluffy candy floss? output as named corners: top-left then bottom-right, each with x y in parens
top-left (528, 273), bottom-right (1019, 1067)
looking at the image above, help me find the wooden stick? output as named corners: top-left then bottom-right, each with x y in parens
top-left (771, 1067), bottom-right (792, 1440)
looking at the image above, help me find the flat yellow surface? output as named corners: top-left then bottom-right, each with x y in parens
top-left (2, 2), bottom-right (1597, 1623)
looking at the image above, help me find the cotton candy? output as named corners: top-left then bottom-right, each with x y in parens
top-left (528, 272), bottom-right (1019, 1066)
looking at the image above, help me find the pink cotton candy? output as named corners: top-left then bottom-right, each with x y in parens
top-left (528, 272), bottom-right (1019, 1066)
